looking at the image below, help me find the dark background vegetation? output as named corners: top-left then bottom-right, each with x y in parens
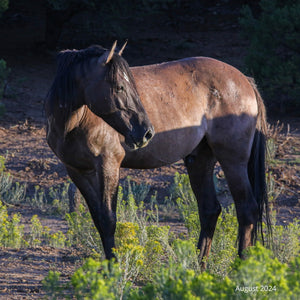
top-left (0, 0), bottom-right (299, 114)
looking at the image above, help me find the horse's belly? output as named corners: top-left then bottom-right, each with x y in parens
top-left (121, 126), bottom-right (204, 169)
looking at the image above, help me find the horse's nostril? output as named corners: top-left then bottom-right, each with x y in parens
top-left (144, 129), bottom-right (154, 141)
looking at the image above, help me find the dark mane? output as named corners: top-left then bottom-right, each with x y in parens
top-left (47, 45), bottom-right (107, 119)
top-left (106, 54), bottom-right (134, 87)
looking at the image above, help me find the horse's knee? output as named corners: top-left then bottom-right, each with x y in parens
top-left (199, 202), bottom-right (221, 220)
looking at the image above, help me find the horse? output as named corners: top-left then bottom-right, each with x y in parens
top-left (45, 41), bottom-right (271, 267)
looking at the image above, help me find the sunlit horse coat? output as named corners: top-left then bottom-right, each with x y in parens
top-left (45, 42), bottom-right (270, 267)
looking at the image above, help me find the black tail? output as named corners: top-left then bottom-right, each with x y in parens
top-left (247, 77), bottom-right (272, 245)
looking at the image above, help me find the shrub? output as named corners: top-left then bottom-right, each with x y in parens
top-left (141, 224), bottom-right (172, 281)
top-left (0, 0), bottom-right (8, 17)
top-left (28, 214), bottom-right (44, 247)
top-left (25, 183), bottom-right (70, 215)
top-left (39, 174), bottom-right (300, 299)
top-left (134, 243), bottom-right (300, 300)
top-left (48, 182), bottom-right (70, 215)
top-left (0, 161), bottom-right (26, 205)
top-left (208, 205), bottom-right (238, 277)
top-left (240, 0), bottom-right (300, 111)
top-left (0, 200), bottom-right (24, 248)
top-left (122, 177), bottom-right (151, 204)
top-left (0, 59), bottom-right (8, 94)
top-left (172, 239), bottom-right (200, 271)
top-left (65, 203), bottom-right (103, 254)
top-left (271, 218), bottom-right (300, 263)
top-left (46, 242), bottom-right (300, 299)
top-left (230, 243), bottom-right (300, 299)
top-left (0, 59), bottom-right (8, 116)
top-left (43, 258), bottom-right (131, 300)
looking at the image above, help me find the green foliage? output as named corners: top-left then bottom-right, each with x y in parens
top-left (0, 167), bottom-right (299, 299)
top-left (49, 230), bottom-right (68, 248)
top-left (48, 182), bottom-right (70, 215)
top-left (0, 200), bottom-right (24, 248)
top-left (114, 187), bottom-right (173, 283)
top-left (0, 0), bottom-right (8, 17)
top-left (25, 183), bottom-right (70, 215)
top-left (171, 173), bottom-right (238, 276)
top-left (171, 172), bottom-right (196, 206)
top-left (134, 243), bottom-right (300, 300)
top-left (66, 203), bottom-right (103, 253)
top-left (240, 0), bottom-right (300, 110)
top-left (42, 270), bottom-right (63, 300)
top-left (43, 258), bottom-right (131, 299)
top-left (114, 222), bottom-right (145, 294)
top-left (230, 243), bottom-right (300, 299)
top-left (47, 242), bottom-right (299, 299)
top-left (140, 224), bottom-right (172, 281)
top-left (0, 59), bottom-right (8, 95)
top-left (208, 205), bottom-right (238, 277)
top-left (47, 0), bottom-right (95, 11)
top-left (134, 266), bottom-right (233, 300)
top-left (123, 177), bottom-right (151, 204)
top-left (172, 239), bottom-right (200, 271)
top-left (28, 214), bottom-right (44, 247)
top-left (0, 166), bottom-right (26, 205)
top-left (72, 259), bottom-right (131, 300)
top-left (0, 59), bottom-right (9, 116)
top-left (0, 155), bottom-right (5, 172)
top-left (26, 214), bottom-right (68, 248)
top-left (172, 173), bottom-right (199, 238)
top-left (271, 218), bottom-right (300, 263)
top-left (47, 0), bottom-right (179, 14)
top-left (47, 0), bottom-right (182, 47)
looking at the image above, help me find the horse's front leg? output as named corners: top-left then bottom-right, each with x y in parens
top-left (66, 161), bottom-right (120, 259)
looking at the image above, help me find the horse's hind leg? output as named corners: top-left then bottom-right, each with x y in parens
top-left (185, 138), bottom-right (221, 269)
top-left (218, 160), bottom-right (258, 257)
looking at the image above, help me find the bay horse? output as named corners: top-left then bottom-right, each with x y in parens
top-left (45, 41), bottom-right (271, 266)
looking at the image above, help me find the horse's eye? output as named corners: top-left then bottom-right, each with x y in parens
top-left (116, 86), bottom-right (124, 93)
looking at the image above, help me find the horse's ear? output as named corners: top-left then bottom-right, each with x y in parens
top-left (118, 40), bottom-right (128, 56)
top-left (105, 40), bottom-right (117, 64)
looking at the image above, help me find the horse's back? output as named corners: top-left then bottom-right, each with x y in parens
top-left (123, 57), bottom-right (259, 168)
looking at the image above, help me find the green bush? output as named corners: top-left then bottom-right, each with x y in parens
top-left (0, 156), bottom-right (26, 205)
top-left (43, 243), bottom-right (300, 299)
top-left (0, 59), bottom-right (8, 95)
top-left (0, 0), bottom-right (8, 17)
top-left (43, 259), bottom-right (131, 300)
top-left (0, 59), bottom-right (9, 116)
top-left (240, 0), bottom-right (300, 111)
top-left (271, 217), bottom-right (300, 263)
top-left (0, 200), bottom-right (24, 248)
top-left (134, 242), bottom-right (300, 299)
top-left (66, 203), bottom-right (103, 253)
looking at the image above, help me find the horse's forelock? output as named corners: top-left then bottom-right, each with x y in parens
top-left (106, 54), bottom-right (135, 89)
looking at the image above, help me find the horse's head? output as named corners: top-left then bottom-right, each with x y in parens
top-left (84, 41), bottom-right (154, 150)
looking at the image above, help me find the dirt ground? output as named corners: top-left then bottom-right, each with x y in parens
top-left (0, 8), bottom-right (299, 299)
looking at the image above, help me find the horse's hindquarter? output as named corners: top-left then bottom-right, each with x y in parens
top-left (122, 57), bottom-right (258, 168)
